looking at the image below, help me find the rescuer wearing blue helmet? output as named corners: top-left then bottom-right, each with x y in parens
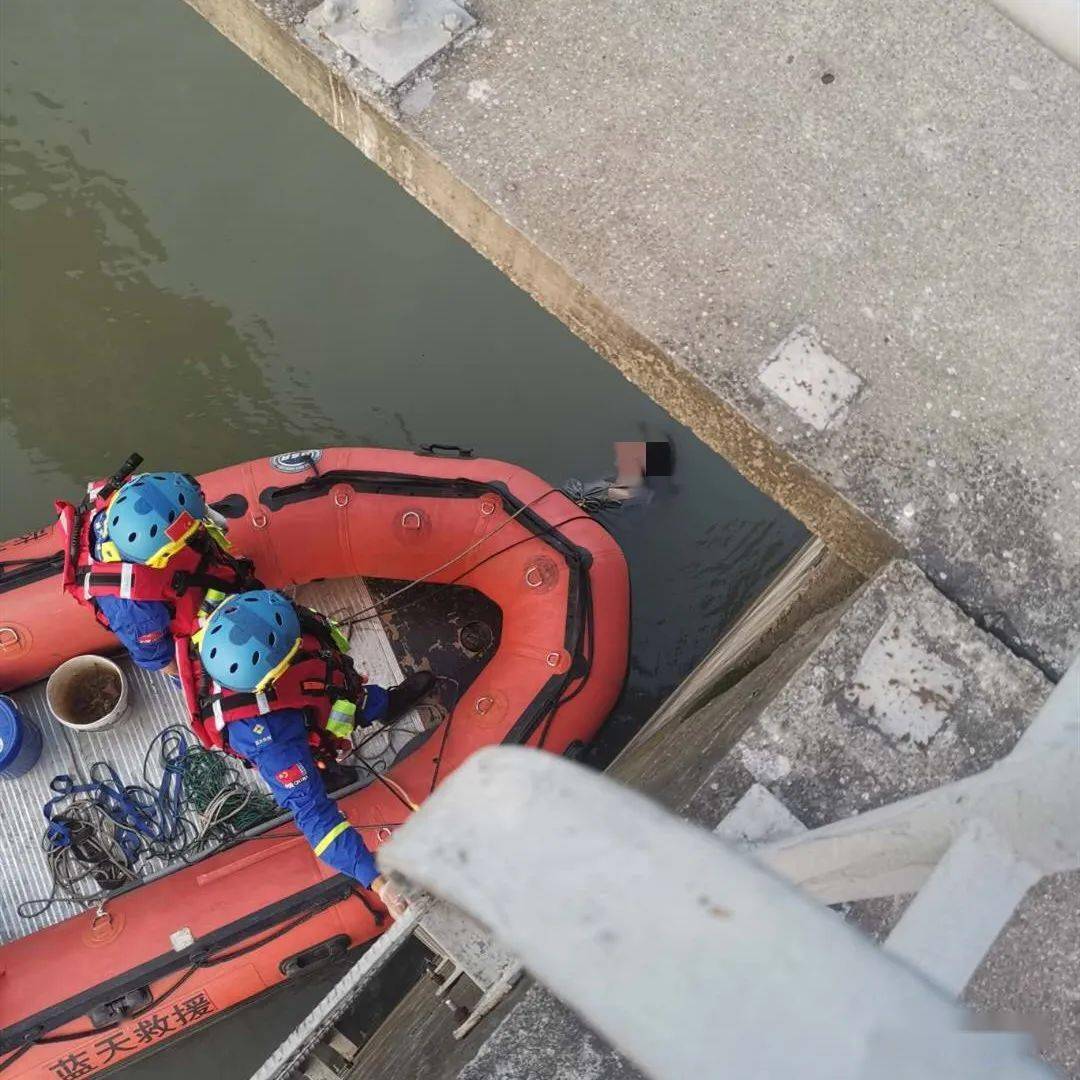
top-left (59, 469), bottom-right (257, 680)
top-left (193, 590), bottom-right (433, 916)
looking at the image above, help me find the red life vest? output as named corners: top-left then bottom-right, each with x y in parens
top-left (56, 486), bottom-right (255, 640)
top-left (178, 609), bottom-right (363, 756)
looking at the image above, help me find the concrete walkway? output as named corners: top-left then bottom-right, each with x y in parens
top-left (185, 0), bottom-right (1079, 676)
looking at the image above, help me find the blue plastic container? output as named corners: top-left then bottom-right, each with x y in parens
top-left (0, 695), bottom-right (43, 779)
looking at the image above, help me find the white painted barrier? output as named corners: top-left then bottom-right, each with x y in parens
top-left (380, 747), bottom-right (1051, 1079)
top-left (988, 0), bottom-right (1080, 69)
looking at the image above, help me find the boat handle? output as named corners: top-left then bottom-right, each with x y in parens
top-left (251, 512), bottom-right (269, 529)
top-left (401, 510), bottom-right (422, 530)
top-left (377, 826), bottom-right (393, 843)
top-left (417, 443), bottom-right (474, 459)
top-left (0, 627), bottom-right (19, 650)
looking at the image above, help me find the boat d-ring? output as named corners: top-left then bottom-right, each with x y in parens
top-left (474, 695), bottom-right (495, 715)
top-left (377, 826), bottom-right (393, 844)
top-left (401, 510), bottom-right (422, 530)
top-left (546, 651), bottom-right (561, 668)
top-left (83, 901), bottom-right (125, 946)
top-left (479, 497), bottom-right (497, 516)
top-left (0, 626), bottom-right (20, 651)
top-left (251, 512), bottom-right (269, 530)
top-left (334, 488), bottom-right (350, 508)
top-left (525, 565), bottom-right (544, 588)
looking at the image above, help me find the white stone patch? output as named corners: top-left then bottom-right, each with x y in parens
top-left (715, 784), bottom-right (806, 847)
top-left (467, 79), bottom-right (493, 104)
top-left (739, 744), bottom-right (792, 783)
top-left (305, 0), bottom-right (474, 89)
top-left (759, 324), bottom-right (862, 430)
top-left (845, 612), bottom-right (961, 746)
top-left (170, 927), bottom-right (195, 952)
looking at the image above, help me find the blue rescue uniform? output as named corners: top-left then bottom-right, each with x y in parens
top-left (89, 512), bottom-right (176, 671)
top-left (95, 596), bottom-right (174, 670)
top-left (90, 512), bottom-right (395, 888)
top-left (227, 693), bottom-right (389, 888)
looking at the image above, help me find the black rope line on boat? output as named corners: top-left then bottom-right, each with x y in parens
top-left (343, 754), bottom-right (419, 814)
top-left (428, 694), bottom-right (456, 795)
top-left (1, 894), bottom-right (351, 1067)
top-left (337, 679), bottom-right (457, 811)
top-left (339, 513), bottom-right (595, 632)
top-left (537, 567), bottom-right (596, 750)
top-left (336, 487), bottom-right (565, 629)
top-left (345, 698), bottom-right (446, 759)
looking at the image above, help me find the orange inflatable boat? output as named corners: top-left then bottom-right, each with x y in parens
top-left (0, 447), bottom-right (629, 1077)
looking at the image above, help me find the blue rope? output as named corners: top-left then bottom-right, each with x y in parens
top-left (43, 729), bottom-right (194, 865)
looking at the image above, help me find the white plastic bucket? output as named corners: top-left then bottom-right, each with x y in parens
top-left (46, 655), bottom-right (130, 731)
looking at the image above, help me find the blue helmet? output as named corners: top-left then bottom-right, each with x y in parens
top-left (107, 473), bottom-right (207, 567)
top-left (199, 590), bottom-right (302, 692)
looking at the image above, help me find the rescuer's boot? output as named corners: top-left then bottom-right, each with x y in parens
top-left (383, 671), bottom-right (436, 722)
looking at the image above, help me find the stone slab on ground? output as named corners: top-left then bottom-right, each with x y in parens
top-left (186, 0), bottom-right (1079, 675)
top-left (685, 559), bottom-right (1049, 831)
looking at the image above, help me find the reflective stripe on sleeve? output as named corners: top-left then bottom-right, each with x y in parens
top-left (325, 698), bottom-right (357, 738)
top-left (314, 820), bottom-right (352, 857)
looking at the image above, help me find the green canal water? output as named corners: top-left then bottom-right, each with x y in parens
top-left (0, 0), bottom-right (807, 1073)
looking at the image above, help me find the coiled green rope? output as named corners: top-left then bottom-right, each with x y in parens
top-left (179, 740), bottom-right (280, 845)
